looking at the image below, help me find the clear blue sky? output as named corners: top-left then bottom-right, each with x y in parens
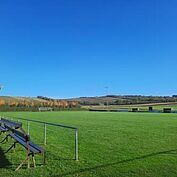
top-left (0, 0), bottom-right (177, 98)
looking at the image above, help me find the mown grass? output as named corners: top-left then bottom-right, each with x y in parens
top-left (0, 111), bottom-right (177, 177)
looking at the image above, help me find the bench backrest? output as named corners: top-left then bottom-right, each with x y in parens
top-left (1, 118), bottom-right (22, 129)
top-left (7, 125), bottom-right (30, 141)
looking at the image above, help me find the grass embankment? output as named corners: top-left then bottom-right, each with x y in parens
top-left (0, 111), bottom-right (177, 177)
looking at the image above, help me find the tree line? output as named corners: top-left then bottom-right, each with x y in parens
top-left (0, 96), bottom-right (80, 111)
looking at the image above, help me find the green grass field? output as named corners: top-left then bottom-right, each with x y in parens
top-left (1, 111), bottom-right (177, 177)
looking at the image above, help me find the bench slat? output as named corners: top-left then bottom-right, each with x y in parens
top-left (0, 126), bottom-right (8, 132)
top-left (28, 141), bottom-right (44, 153)
top-left (12, 133), bottom-right (43, 152)
top-left (9, 133), bottom-right (43, 154)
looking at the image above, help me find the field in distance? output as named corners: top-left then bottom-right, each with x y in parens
top-left (1, 111), bottom-right (177, 177)
top-left (83, 103), bottom-right (177, 111)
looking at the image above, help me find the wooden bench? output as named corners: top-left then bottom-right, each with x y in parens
top-left (0, 118), bottom-right (22, 138)
top-left (0, 118), bottom-right (45, 171)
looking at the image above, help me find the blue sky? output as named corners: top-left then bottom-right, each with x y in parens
top-left (0, 0), bottom-right (177, 98)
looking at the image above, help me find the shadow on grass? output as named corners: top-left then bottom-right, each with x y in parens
top-left (0, 146), bottom-right (11, 168)
top-left (59, 149), bottom-right (177, 177)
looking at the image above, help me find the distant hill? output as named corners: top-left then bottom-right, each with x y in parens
top-left (1, 95), bottom-right (177, 111)
top-left (66, 95), bottom-right (177, 106)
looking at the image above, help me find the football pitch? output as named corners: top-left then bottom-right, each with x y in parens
top-left (1, 111), bottom-right (177, 177)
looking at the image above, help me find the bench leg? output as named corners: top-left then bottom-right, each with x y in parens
top-left (15, 153), bottom-right (32, 171)
top-left (13, 142), bottom-right (16, 153)
top-left (0, 134), bottom-right (9, 143)
top-left (32, 154), bottom-right (36, 168)
top-left (5, 142), bottom-right (17, 153)
top-left (15, 156), bottom-right (29, 171)
top-left (27, 153), bottom-right (37, 169)
top-left (28, 155), bottom-right (30, 169)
